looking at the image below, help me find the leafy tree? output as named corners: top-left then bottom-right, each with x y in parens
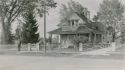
top-left (93, 12), bottom-right (100, 22)
top-left (0, 0), bottom-right (56, 44)
top-left (72, 36), bottom-right (88, 48)
top-left (0, 0), bottom-right (31, 44)
top-left (15, 25), bottom-right (22, 51)
top-left (97, 0), bottom-right (124, 42)
top-left (59, 0), bottom-right (87, 24)
top-left (21, 11), bottom-right (39, 44)
top-left (8, 33), bottom-right (15, 44)
top-left (14, 0), bottom-right (56, 51)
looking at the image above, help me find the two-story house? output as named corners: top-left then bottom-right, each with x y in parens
top-left (49, 9), bottom-right (107, 48)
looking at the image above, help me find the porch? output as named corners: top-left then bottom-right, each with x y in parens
top-left (48, 26), bottom-right (105, 51)
top-left (49, 33), bottom-right (104, 49)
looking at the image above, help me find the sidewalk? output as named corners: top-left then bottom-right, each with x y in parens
top-left (0, 47), bottom-right (124, 60)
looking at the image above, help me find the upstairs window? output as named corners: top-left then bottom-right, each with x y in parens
top-left (70, 20), bottom-right (79, 26)
top-left (71, 20), bottom-right (75, 26)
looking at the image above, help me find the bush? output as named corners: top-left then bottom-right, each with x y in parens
top-left (71, 36), bottom-right (88, 47)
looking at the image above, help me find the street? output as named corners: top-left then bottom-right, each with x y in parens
top-left (0, 55), bottom-right (125, 70)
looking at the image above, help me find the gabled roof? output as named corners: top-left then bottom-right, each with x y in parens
top-left (48, 25), bottom-right (104, 34)
top-left (76, 25), bottom-right (92, 33)
top-left (76, 12), bottom-right (91, 23)
top-left (85, 22), bottom-right (106, 32)
top-left (49, 12), bottom-right (106, 35)
top-left (58, 12), bottom-right (90, 27)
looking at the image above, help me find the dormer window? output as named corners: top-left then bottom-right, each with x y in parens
top-left (69, 20), bottom-right (79, 26)
top-left (71, 20), bottom-right (75, 26)
top-left (76, 20), bottom-right (78, 23)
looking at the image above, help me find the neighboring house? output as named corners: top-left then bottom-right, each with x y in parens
top-left (121, 22), bottom-right (125, 43)
top-left (49, 10), bottom-right (110, 48)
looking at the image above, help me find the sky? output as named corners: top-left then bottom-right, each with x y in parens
top-left (12, 0), bottom-right (125, 37)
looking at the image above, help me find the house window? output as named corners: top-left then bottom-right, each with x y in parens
top-left (76, 20), bottom-right (78, 23)
top-left (70, 20), bottom-right (79, 26)
top-left (72, 20), bottom-right (75, 26)
top-left (95, 27), bottom-right (98, 30)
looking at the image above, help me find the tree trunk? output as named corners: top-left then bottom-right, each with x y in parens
top-left (112, 32), bottom-right (116, 42)
top-left (18, 41), bottom-right (21, 51)
top-left (1, 17), bottom-right (8, 44)
top-left (1, 17), bottom-right (12, 44)
top-left (1, 30), bottom-right (6, 44)
top-left (111, 32), bottom-right (116, 51)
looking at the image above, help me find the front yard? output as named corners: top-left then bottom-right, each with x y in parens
top-left (0, 43), bottom-right (124, 60)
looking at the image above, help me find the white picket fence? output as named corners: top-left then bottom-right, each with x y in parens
top-left (0, 43), bottom-right (39, 51)
top-left (0, 44), bottom-right (17, 49)
top-left (0, 43), bottom-right (124, 52)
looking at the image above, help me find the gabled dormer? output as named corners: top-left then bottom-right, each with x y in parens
top-left (61, 12), bottom-right (90, 31)
top-left (69, 19), bottom-right (79, 27)
top-left (58, 8), bottom-right (91, 31)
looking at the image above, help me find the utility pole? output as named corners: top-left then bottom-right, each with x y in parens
top-left (43, 0), bottom-right (47, 53)
top-left (43, 0), bottom-right (56, 53)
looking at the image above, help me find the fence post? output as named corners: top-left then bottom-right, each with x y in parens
top-left (28, 43), bottom-right (31, 51)
top-left (111, 42), bottom-right (116, 51)
top-left (79, 43), bottom-right (83, 52)
top-left (36, 43), bottom-right (39, 51)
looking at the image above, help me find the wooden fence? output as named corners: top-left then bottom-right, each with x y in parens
top-left (0, 44), bottom-right (28, 51)
top-left (1, 43), bottom-right (122, 52)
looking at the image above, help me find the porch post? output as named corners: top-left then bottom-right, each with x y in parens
top-left (94, 34), bottom-right (97, 43)
top-left (89, 33), bottom-right (91, 42)
top-left (48, 34), bottom-right (52, 50)
top-left (58, 35), bottom-right (61, 43)
top-left (101, 35), bottom-right (103, 43)
top-left (49, 34), bottom-right (52, 44)
top-left (58, 35), bottom-right (61, 48)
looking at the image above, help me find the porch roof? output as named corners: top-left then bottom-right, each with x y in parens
top-left (49, 26), bottom-right (104, 34)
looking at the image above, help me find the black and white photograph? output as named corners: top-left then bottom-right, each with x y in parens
top-left (0, 0), bottom-right (125, 70)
